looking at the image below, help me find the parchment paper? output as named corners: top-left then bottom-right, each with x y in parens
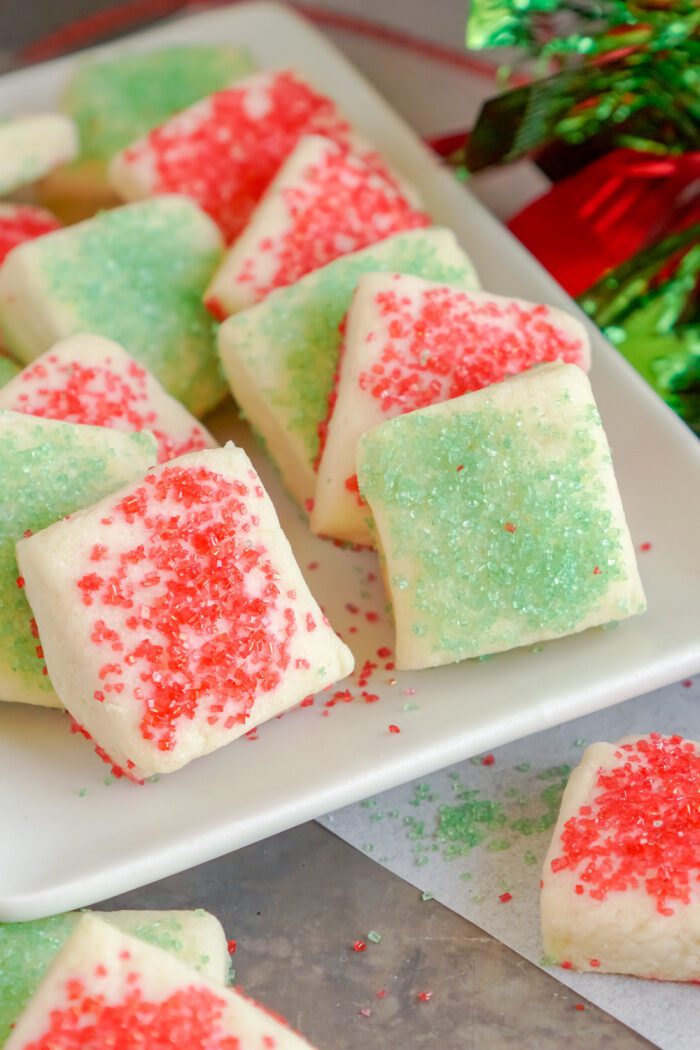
top-left (320, 678), bottom-right (700, 1050)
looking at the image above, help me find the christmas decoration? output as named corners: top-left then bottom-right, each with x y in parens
top-left (462, 0), bottom-right (699, 431)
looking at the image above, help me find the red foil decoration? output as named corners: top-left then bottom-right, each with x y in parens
top-left (508, 148), bottom-right (700, 297)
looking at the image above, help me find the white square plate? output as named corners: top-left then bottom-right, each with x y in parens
top-left (1, 2), bottom-right (699, 921)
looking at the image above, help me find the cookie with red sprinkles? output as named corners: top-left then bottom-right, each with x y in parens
top-left (0, 204), bottom-right (60, 267)
top-left (204, 134), bottom-right (428, 317)
top-left (109, 67), bottom-right (398, 244)
top-left (4, 915), bottom-right (318, 1050)
top-left (541, 732), bottom-right (700, 981)
top-left (0, 908), bottom-right (230, 1043)
top-left (16, 445), bottom-right (354, 777)
top-left (0, 334), bottom-right (217, 463)
top-left (312, 272), bottom-right (590, 545)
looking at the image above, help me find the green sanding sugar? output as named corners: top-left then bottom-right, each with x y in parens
top-left (537, 764), bottom-right (572, 781)
top-left (0, 355), bottom-right (19, 388)
top-left (226, 228), bottom-right (478, 471)
top-left (30, 199), bottom-right (224, 417)
top-left (0, 412), bottom-right (156, 704)
top-left (358, 372), bottom-right (631, 663)
top-left (438, 795), bottom-right (508, 857)
top-left (0, 911), bottom-right (213, 1043)
top-left (63, 45), bottom-right (254, 161)
top-left (0, 913), bottom-right (83, 1043)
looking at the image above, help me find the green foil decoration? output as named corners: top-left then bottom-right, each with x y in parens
top-left (579, 223), bottom-right (700, 434)
top-left (467, 0), bottom-right (697, 58)
top-left (463, 0), bottom-right (700, 169)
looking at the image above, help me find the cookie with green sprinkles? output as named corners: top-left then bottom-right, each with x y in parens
top-left (357, 363), bottom-right (646, 669)
top-left (38, 47), bottom-right (254, 226)
top-left (0, 908), bottom-right (229, 1044)
top-left (0, 410), bottom-right (156, 707)
top-left (217, 227), bottom-right (479, 511)
top-left (63, 45), bottom-right (255, 164)
top-left (0, 197), bottom-right (224, 417)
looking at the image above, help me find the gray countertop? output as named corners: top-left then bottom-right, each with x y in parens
top-left (105, 823), bottom-right (653, 1049)
top-left (1, 2), bottom-right (658, 1045)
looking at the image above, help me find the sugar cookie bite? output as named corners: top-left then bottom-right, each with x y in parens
top-left (357, 363), bottom-right (645, 669)
top-left (17, 445), bottom-right (354, 777)
top-left (542, 733), bottom-right (700, 981)
top-left (0, 908), bottom-right (229, 1043)
top-left (0, 197), bottom-right (224, 417)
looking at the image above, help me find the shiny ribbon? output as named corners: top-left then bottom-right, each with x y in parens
top-left (507, 148), bottom-right (700, 297)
